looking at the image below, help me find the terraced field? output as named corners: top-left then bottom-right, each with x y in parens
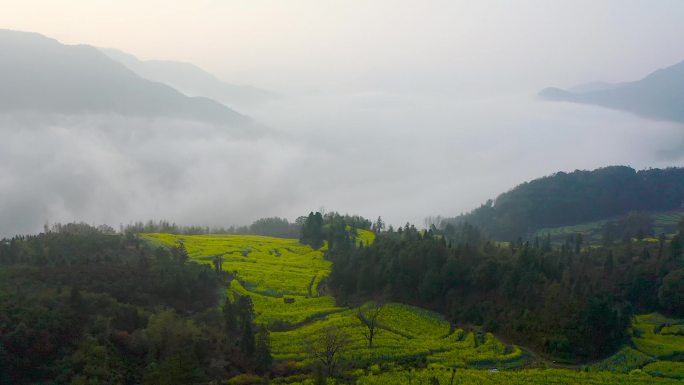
top-left (631, 313), bottom-right (684, 359)
top-left (271, 304), bottom-right (523, 366)
top-left (141, 231), bottom-right (524, 368)
top-left (142, 233), bottom-right (330, 297)
top-left (590, 347), bottom-right (654, 373)
top-left (589, 312), bottom-right (684, 378)
top-left (348, 367), bottom-right (684, 385)
top-left (229, 280), bottom-right (341, 327)
top-left (141, 232), bottom-right (346, 326)
top-left (642, 361), bottom-right (684, 379)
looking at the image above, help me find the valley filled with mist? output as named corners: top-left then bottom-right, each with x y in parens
top-left (2, 2), bottom-right (684, 385)
top-left (2, 61), bottom-right (683, 236)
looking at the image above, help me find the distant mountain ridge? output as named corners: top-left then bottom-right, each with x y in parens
top-left (0, 29), bottom-right (247, 126)
top-left (101, 48), bottom-right (278, 108)
top-left (444, 166), bottom-right (684, 239)
top-left (567, 81), bottom-right (617, 93)
top-left (540, 60), bottom-right (684, 123)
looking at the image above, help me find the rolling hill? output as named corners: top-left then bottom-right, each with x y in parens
top-left (540, 60), bottom-right (684, 123)
top-left (444, 166), bottom-right (684, 239)
top-left (0, 29), bottom-right (247, 126)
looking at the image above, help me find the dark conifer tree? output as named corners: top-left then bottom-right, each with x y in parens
top-left (255, 328), bottom-right (273, 373)
top-left (240, 319), bottom-right (256, 358)
top-left (223, 297), bottom-right (237, 333)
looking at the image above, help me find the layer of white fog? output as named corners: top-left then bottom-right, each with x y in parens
top-left (3, 1), bottom-right (684, 236)
top-left (2, 89), bottom-right (683, 237)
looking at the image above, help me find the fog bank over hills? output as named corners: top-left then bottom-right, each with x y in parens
top-left (0, 27), bottom-right (684, 236)
top-left (0, 29), bottom-right (248, 127)
top-left (0, 113), bottom-right (303, 236)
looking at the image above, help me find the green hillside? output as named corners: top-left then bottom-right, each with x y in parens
top-left (141, 231), bottom-right (684, 384)
top-left (142, 233), bottom-right (331, 297)
top-left (533, 209), bottom-right (684, 245)
top-left (446, 166), bottom-right (684, 240)
top-left (2, 223), bottom-right (682, 384)
top-left (141, 232), bottom-right (526, 369)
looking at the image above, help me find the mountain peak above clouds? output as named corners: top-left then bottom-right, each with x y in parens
top-left (101, 47), bottom-right (279, 109)
top-left (0, 29), bottom-right (248, 127)
top-left (540, 60), bottom-right (684, 123)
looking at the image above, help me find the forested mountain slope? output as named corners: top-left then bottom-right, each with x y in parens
top-left (444, 166), bottom-right (684, 240)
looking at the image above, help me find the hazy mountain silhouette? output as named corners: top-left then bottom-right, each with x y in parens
top-left (567, 81), bottom-right (617, 93)
top-left (0, 29), bottom-right (247, 126)
top-left (540, 60), bottom-right (684, 123)
top-left (101, 48), bottom-right (278, 108)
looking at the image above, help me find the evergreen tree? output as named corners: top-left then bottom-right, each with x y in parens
top-left (173, 241), bottom-right (189, 265)
top-left (236, 295), bottom-right (255, 326)
top-left (240, 319), bottom-right (256, 358)
top-left (213, 255), bottom-right (223, 274)
top-left (300, 212), bottom-right (325, 249)
top-left (223, 297), bottom-right (237, 333)
top-left (255, 328), bottom-right (273, 373)
top-left (372, 216), bottom-right (385, 233)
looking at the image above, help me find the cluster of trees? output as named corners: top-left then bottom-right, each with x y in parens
top-left (222, 294), bottom-right (273, 374)
top-left (123, 214), bottom-right (372, 241)
top-left (327, 220), bottom-right (684, 361)
top-left (0, 224), bottom-right (273, 385)
top-left (48, 212), bottom-right (374, 245)
top-left (299, 211), bottom-right (372, 250)
top-left (121, 217), bottom-right (301, 238)
top-left (300, 212), bottom-right (326, 249)
top-left (445, 166), bottom-right (684, 239)
top-left (601, 212), bottom-right (655, 244)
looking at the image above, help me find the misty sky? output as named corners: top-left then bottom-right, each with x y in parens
top-left (1, 1), bottom-right (684, 235)
top-left (3, 0), bottom-right (684, 91)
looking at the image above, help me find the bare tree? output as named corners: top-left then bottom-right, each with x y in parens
top-left (307, 327), bottom-right (350, 377)
top-left (357, 301), bottom-right (384, 349)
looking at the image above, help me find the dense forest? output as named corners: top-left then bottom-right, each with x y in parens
top-left (325, 218), bottom-right (684, 362)
top-left (0, 224), bottom-right (272, 385)
top-left (445, 166), bottom-right (684, 239)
